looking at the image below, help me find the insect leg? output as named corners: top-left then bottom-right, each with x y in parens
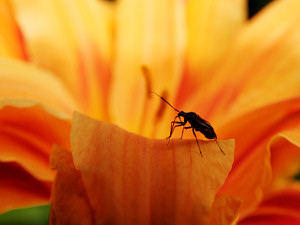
top-left (214, 138), bottom-right (225, 155)
top-left (167, 116), bottom-right (186, 145)
top-left (167, 122), bottom-right (185, 145)
top-left (167, 116), bottom-right (183, 138)
top-left (192, 128), bottom-right (203, 157)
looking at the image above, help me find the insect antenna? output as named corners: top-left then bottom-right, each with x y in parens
top-left (149, 92), bottom-right (180, 113)
top-left (214, 138), bottom-right (225, 155)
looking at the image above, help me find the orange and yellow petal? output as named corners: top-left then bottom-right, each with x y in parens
top-left (0, 58), bottom-right (79, 212)
top-left (110, 0), bottom-right (185, 135)
top-left (0, 0), bottom-right (27, 59)
top-left (9, 0), bottom-right (113, 119)
top-left (0, 58), bottom-right (79, 117)
top-left (0, 105), bottom-right (71, 181)
top-left (191, 0), bottom-right (300, 120)
top-left (219, 97), bottom-right (300, 218)
top-left (0, 58), bottom-right (77, 182)
top-left (0, 105), bottom-right (71, 213)
top-left (50, 112), bottom-right (236, 224)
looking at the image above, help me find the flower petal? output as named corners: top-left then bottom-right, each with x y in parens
top-left (183, 0), bottom-right (247, 98)
top-left (110, 0), bottom-right (185, 133)
top-left (0, 58), bottom-right (79, 117)
top-left (268, 130), bottom-right (300, 192)
top-left (0, 105), bottom-right (71, 181)
top-left (238, 187), bottom-right (300, 225)
top-left (49, 146), bottom-right (93, 225)
top-left (219, 97), bottom-right (300, 218)
top-left (50, 112), bottom-right (235, 224)
top-left (0, 162), bottom-right (51, 213)
top-left (192, 0), bottom-right (300, 120)
top-left (0, 0), bottom-right (27, 59)
top-left (9, 0), bottom-right (113, 119)
top-left (209, 194), bottom-right (241, 225)
top-left (0, 59), bottom-right (74, 212)
top-left (0, 105), bottom-right (71, 213)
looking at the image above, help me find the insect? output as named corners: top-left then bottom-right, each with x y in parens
top-left (150, 92), bottom-right (225, 156)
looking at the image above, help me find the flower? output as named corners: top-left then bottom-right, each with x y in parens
top-left (1, 0), bottom-right (300, 224)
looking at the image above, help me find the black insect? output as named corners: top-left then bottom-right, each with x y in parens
top-left (150, 92), bottom-right (225, 156)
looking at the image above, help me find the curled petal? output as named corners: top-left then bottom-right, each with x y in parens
top-left (268, 130), bottom-right (300, 192)
top-left (50, 112), bottom-right (236, 224)
top-left (0, 58), bottom-right (79, 117)
top-left (0, 105), bottom-right (71, 213)
top-left (220, 97), bottom-right (300, 218)
top-left (0, 58), bottom-right (74, 213)
top-left (0, 105), bottom-right (71, 180)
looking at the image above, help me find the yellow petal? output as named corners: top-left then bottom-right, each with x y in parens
top-left (50, 112), bottom-right (235, 224)
top-left (185, 0), bottom-right (247, 87)
top-left (0, 0), bottom-right (27, 59)
top-left (0, 58), bottom-right (78, 117)
top-left (191, 0), bottom-right (300, 120)
top-left (110, 0), bottom-right (186, 133)
top-left (9, 0), bottom-right (113, 119)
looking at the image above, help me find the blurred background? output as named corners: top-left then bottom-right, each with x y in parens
top-left (0, 0), bottom-right (273, 224)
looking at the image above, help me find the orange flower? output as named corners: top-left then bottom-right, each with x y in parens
top-left (1, 0), bottom-right (300, 224)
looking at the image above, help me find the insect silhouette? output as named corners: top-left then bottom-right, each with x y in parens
top-left (150, 92), bottom-right (225, 156)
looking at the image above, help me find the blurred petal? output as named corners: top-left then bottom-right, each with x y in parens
top-left (268, 130), bottom-right (300, 192)
top-left (50, 112), bottom-right (235, 224)
top-left (0, 104), bottom-right (71, 213)
top-left (189, 0), bottom-right (300, 120)
top-left (182, 0), bottom-right (247, 100)
top-left (0, 60), bottom-right (74, 212)
top-left (111, 0), bottom-right (185, 133)
top-left (9, 0), bottom-right (113, 119)
top-left (0, 162), bottom-right (51, 213)
top-left (0, 58), bottom-right (78, 117)
top-left (0, 0), bottom-right (27, 59)
top-left (238, 187), bottom-right (300, 225)
top-left (0, 105), bottom-right (71, 181)
top-left (219, 97), bottom-right (300, 218)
